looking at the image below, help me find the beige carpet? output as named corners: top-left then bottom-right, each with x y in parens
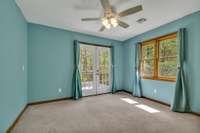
top-left (11, 92), bottom-right (200, 133)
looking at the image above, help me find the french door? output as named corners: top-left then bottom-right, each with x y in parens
top-left (80, 44), bottom-right (111, 96)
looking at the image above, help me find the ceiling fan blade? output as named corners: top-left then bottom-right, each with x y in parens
top-left (99, 26), bottom-right (105, 32)
top-left (81, 18), bottom-right (100, 21)
top-left (118, 20), bottom-right (129, 28)
top-left (100, 0), bottom-right (112, 11)
top-left (118, 5), bottom-right (143, 17)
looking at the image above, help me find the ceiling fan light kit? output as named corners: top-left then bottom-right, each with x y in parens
top-left (81, 0), bottom-right (143, 32)
top-left (110, 18), bottom-right (118, 27)
top-left (101, 17), bottom-right (118, 29)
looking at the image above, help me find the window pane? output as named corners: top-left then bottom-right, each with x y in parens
top-left (159, 38), bottom-right (177, 58)
top-left (80, 45), bottom-right (94, 89)
top-left (142, 42), bottom-right (156, 59)
top-left (159, 57), bottom-right (177, 77)
top-left (141, 34), bottom-right (177, 80)
top-left (142, 59), bottom-right (154, 77)
top-left (80, 46), bottom-right (93, 72)
top-left (99, 48), bottom-right (110, 86)
top-left (81, 72), bottom-right (93, 82)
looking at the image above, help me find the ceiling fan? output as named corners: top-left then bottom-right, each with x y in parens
top-left (81, 0), bottom-right (143, 32)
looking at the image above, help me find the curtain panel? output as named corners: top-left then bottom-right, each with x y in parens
top-left (111, 46), bottom-right (116, 93)
top-left (171, 28), bottom-right (190, 112)
top-left (133, 43), bottom-right (142, 97)
top-left (72, 40), bottom-right (82, 100)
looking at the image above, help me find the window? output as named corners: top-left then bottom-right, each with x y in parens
top-left (141, 33), bottom-right (177, 81)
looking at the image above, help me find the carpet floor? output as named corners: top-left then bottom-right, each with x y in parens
top-left (11, 92), bottom-right (200, 133)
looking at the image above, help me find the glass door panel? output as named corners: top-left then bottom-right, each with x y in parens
top-left (97, 47), bottom-right (111, 94)
top-left (80, 45), bottom-right (96, 96)
top-left (80, 44), bottom-right (111, 96)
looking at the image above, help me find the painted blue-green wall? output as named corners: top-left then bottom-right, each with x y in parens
top-left (1, 1), bottom-right (199, 131)
top-left (0, 0), bottom-right (27, 132)
top-left (123, 11), bottom-right (200, 112)
top-left (28, 23), bottom-right (123, 103)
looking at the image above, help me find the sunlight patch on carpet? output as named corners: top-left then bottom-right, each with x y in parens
top-left (120, 98), bottom-right (138, 104)
top-left (136, 104), bottom-right (160, 113)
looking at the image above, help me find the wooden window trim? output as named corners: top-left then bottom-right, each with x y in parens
top-left (140, 32), bottom-right (177, 82)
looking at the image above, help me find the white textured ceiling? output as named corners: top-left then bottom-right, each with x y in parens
top-left (16, 0), bottom-right (200, 41)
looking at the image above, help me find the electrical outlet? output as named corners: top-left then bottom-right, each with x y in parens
top-left (58, 88), bottom-right (62, 93)
top-left (154, 89), bottom-right (157, 94)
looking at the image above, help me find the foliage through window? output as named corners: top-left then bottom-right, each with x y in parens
top-left (80, 45), bottom-right (111, 88)
top-left (80, 45), bottom-right (94, 83)
top-left (141, 33), bottom-right (177, 81)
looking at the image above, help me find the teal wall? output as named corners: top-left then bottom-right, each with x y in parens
top-left (0, 1), bottom-right (199, 131)
top-left (123, 11), bottom-right (200, 112)
top-left (0, 0), bottom-right (27, 132)
top-left (28, 23), bottom-right (123, 103)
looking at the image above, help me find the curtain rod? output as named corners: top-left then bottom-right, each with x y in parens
top-left (78, 41), bottom-right (112, 48)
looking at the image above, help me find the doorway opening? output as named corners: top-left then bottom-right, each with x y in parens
top-left (80, 44), bottom-right (111, 96)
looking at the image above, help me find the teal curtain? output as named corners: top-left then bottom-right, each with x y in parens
top-left (111, 46), bottom-right (116, 93)
top-left (72, 40), bottom-right (82, 100)
top-left (133, 43), bottom-right (142, 97)
top-left (171, 29), bottom-right (190, 112)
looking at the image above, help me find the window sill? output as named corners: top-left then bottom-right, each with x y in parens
top-left (141, 77), bottom-right (176, 82)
